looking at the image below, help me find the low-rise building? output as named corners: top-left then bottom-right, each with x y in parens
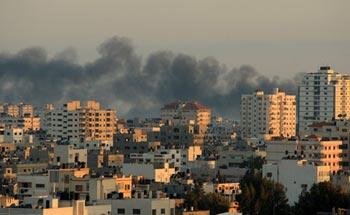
top-left (111, 196), bottom-right (176, 215)
top-left (263, 159), bottom-right (330, 205)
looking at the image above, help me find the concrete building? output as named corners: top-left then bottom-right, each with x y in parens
top-left (298, 66), bottom-right (350, 133)
top-left (111, 197), bottom-right (175, 215)
top-left (53, 144), bottom-right (87, 168)
top-left (263, 159), bottom-right (330, 205)
top-left (121, 163), bottom-right (175, 183)
top-left (265, 137), bottom-right (343, 174)
top-left (45, 100), bottom-right (117, 143)
top-left (0, 199), bottom-right (89, 215)
top-left (265, 138), bottom-right (299, 164)
top-left (204, 117), bottom-right (237, 145)
top-left (299, 138), bottom-right (342, 174)
top-left (300, 120), bottom-right (350, 170)
top-left (16, 174), bottom-right (50, 199)
top-left (0, 103), bottom-right (34, 117)
top-left (129, 146), bottom-right (201, 172)
top-left (161, 101), bottom-right (211, 135)
top-left (3, 127), bottom-right (24, 144)
top-left (240, 88), bottom-right (296, 139)
top-left (89, 176), bottom-right (132, 202)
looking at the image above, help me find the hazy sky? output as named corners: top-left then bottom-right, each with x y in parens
top-left (1, 0), bottom-right (350, 77)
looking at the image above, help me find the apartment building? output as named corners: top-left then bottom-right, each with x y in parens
top-left (111, 196), bottom-right (175, 215)
top-left (298, 66), bottom-right (350, 133)
top-left (240, 88), bottom-right (296, 139)
top-left (265, 137), bottom-right (343, 174)
top-left (129, 146), bottom-right (201, 172)
top-left (45, 100), bottom-right (117, 143)
top-left (302, 120), bottom-right (350, 169)
top-left (0, 103), bottom-right (34, 117)
top-left (299, 138), bottom-right (342, 174)
top-left (161, 101), bottom-right (211, 134)
top-left (0, 103), bottom-right (40, 131)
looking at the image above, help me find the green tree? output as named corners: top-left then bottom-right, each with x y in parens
top-left (293, 182), bottom-right (350, 215)
top-left (237, 172), bottom-right (291, 215)
top-left (240, 156), bottom-right (265, 170)
top-left (184, 183), bottom-right (230, 215)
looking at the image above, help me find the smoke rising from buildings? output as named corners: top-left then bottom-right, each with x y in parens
top-left (0, 36), bottom-right (303, 119)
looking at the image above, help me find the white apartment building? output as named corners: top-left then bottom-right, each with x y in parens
top-left (240, 88), bottom-right (296, 139)
top-left (298, 66), bottom-right (350, 133)
top-left (263, 159), bottom-right (330, 205)
top-left (45, 100), bottom-right (117, 143)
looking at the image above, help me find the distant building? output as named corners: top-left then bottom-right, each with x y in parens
top-left (298, 66), bottom-right (350, 133)
top-left (161, 101), bottom-right (211, 134)
top-left (45, 100), bottom-right (117, 143)
top-left (240, 88), bottom-right (296, 139)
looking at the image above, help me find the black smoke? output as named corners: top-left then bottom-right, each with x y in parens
top-left (0, 36), bottom-right (302, 119)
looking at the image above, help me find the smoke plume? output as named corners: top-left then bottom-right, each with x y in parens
top-left (0, 36), bottom-right (302, 119)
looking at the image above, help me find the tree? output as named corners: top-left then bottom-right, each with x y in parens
top-left (239, 156), bottom-right (265, 170)
top-left (184, 183), bottom-right (230, 215)
top-left (293, 182), bottom-right (350, 215)
top-left (237, 172), bottom-right (291, 215)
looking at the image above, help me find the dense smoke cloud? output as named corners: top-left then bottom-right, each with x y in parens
top-left (0, 36), bottom-right (302, 119)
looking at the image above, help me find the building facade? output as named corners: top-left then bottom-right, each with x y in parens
top-left (45, 100), bottom-right (117, 143)
top-left (298, 66), bottom-right (350, 133)
top-left (240, 88), bottom-right (296, 138)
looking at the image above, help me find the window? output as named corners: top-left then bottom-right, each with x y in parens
top-left (161, 208), bottom-right (165, 214)
top-left (75, 185), bottom-right (83, 191)
top-left (133, 209), bottom-right (141, 214)
top-left (152, 209), bottom-right (156, 215)
top-left (117, 208), bottom-right (125, 214)
top-left (36, 184), bottom-right (45, 188)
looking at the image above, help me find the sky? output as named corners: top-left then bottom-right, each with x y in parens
top-left (0, 1), bottom-right (349, 118)
top-left (1, 0), bottom-right (349, 77)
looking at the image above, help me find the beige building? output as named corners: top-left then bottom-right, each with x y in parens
top-left (161, 101), bottom-right (211, 134)
top-left (298, 66), bottom-right (350, 133)
top-left (23, 116), bottom-right (41, 131)
top-left (240, 88), bottom-right (296, 139)
top-left (0, 103), bottom-right (40, 131)
top-left (0, 103), bottom-right (34, 117)
top-left (299, 138), bottom-right (342, 174)
top-left (300, 120), bottom-right (350, 170)
top-left (45, 100), bottom-right (117, 143)
top-left (265, 137), bottom-right (343, 174)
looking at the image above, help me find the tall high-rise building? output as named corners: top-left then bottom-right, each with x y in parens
top-left (240, 88), bottom-right (296, 138)
top-left (45, 100), bottom-right (117, 143)
top-left (298, 66), bottom-right (350, 133)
